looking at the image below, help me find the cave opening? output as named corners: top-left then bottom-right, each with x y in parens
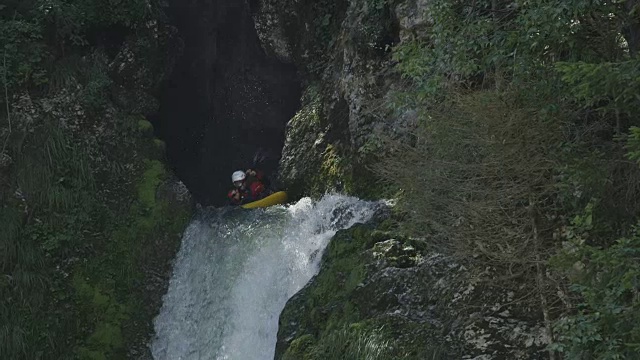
top-left (153, 0), bottom-right (301, 206)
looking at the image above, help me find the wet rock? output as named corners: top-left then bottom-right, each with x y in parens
top-left (277, 224), bottom-right (548, 359)
top-left (252, 0), bottom-right (292, 62)
top-left (394, 0), bottom-right (432, 42)
top-left (156, 176), bottom-right (194, 212)
top-left (372, 239), bottom-right (419, 268)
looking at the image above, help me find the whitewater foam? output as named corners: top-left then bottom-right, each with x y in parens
top-left (151, 194), bottom-right (377, 360)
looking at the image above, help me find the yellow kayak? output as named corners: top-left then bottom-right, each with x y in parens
top-left (241, 191), bottom-right (288, 209)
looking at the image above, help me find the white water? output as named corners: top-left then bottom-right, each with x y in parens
top-left (151, 194), bottom-right (377, 360)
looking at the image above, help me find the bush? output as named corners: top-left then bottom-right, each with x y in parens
top-left (551, 223), bottom-right (640, 358)
top-left (379, 0), bottom-right (640, 358)
top-left (0, 18), bottom-right (49, 91)
top-left (0, 0), bottom-right (160, 96)
top-left (377, 90), bottom-right (563, 267)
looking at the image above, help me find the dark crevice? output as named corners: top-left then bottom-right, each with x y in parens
top-left (154, 0), bottom-right (301, 205)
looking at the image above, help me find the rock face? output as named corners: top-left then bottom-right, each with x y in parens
top-left (276, 225), bottom-right (549, 359)
top-left (155, 0), bottom-right (301, 205)
top-left (254, 0), bottom-right (422, 197)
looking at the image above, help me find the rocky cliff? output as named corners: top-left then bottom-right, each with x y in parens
top-left (275, 223), bottom-right (549, 359)
top-left (255, 0), bottom-right (419, 198)
top-left (253, 0), bottom-right (550, 358)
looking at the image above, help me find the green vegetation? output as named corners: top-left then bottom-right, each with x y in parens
top-left (0, 1), bottom-right (189, 359)
top-left (282, 326), bottom-right (394, 360)
top-left (1, 110), bottom-right (189, 358)
top-left (376, 0), bottom-right (640, 358)
top-left (0, 0), bottom-right (160, 94)
top-left (551, 219), bottom-right (640, 357)
top-left (277, 225), bottom-right (449, 359)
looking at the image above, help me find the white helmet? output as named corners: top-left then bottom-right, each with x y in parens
top-left (231, 170), bottom-right (246, 182)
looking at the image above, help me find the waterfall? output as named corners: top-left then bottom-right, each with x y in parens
top-left (151, 194), bottom-right (377, 359)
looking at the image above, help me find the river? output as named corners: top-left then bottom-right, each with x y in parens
top-left (151, 194), bottom-right (377, 359)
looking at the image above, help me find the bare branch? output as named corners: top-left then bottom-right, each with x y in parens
top-left (1, 51), bottom-right (11, 155)
top-left (530, 197), bottom-right (555, 360)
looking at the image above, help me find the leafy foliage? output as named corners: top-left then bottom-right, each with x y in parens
top-left (552, 221), bottom-right (640, 358)
top-left (557, 60), bottom-right (640, 117)
top-left (626, 127), bottom-right (640, 164)
top-left (393, 0), bottom-right (635, 96)
top-left (1, 108), bottom-right (188, 359)
top-left (0, 17), bottom-right (49, 90)
top-left (0, 0), bottom-right (159, 95)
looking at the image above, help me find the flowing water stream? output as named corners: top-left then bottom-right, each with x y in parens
top-left (151, 194), bottom-right (377, 359)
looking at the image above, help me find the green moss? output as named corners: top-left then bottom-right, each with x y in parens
top-left (282, 334), bottom-right (315, 360)
top-left (276, 223), bottom-right (444, 359)
top-left (376, 219), bottom-right (396, 232)
top-left (137, 119), bottom-right (154, 137)
top-left (281, 83), bottom-right (391, 201)
top-left (72, 275), bottom-right (130, 358)
top-left (70, 158), bottom-right (189, 359)
top-left (88, 323), bottom-right (123, 350)
top-left (291, 87), bottom-right (323, 126)
top-left (280, 86), bottom-right (330, 199)
top-left (137, 160), bottom-right (165, 208)
top-left (75, 348), bottom-right (107, 360)
top-left (278, 224), bottom-right (377, 358)
top-left (306, 322), bottom-right (395, 360)
top-left (315, 144), bottom-right (352, 193)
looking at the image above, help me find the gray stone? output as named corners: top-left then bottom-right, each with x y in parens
top-left (253, 1), bottom-right (293, 62)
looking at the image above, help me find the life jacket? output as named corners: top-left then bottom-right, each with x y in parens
top-left (248, 181), bottom-right (265, 199)
top-left (244, 169), bottom-right (267, 201)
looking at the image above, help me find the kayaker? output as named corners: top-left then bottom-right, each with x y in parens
top-left (227, 169), bottom-right (267, 205)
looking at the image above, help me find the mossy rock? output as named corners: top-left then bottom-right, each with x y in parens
top-left (72, 275), bottom-right (130, 358)
top-left (348, 0), bottom-right (396, 58)
top-left (137, 160), bottom-right (165, 207)
top-left (282, 334), bottom-right (315, 360)
top-left (70, 158), bottom-right (190, 359)
top-left (276, 224), bottom-right (376, 358)
top-left (276, 220), bottom-right (455, 359)
top-left (279, 83), bottom-right (391, 201)
top-left (137, 118), bottom-right (154, 137)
